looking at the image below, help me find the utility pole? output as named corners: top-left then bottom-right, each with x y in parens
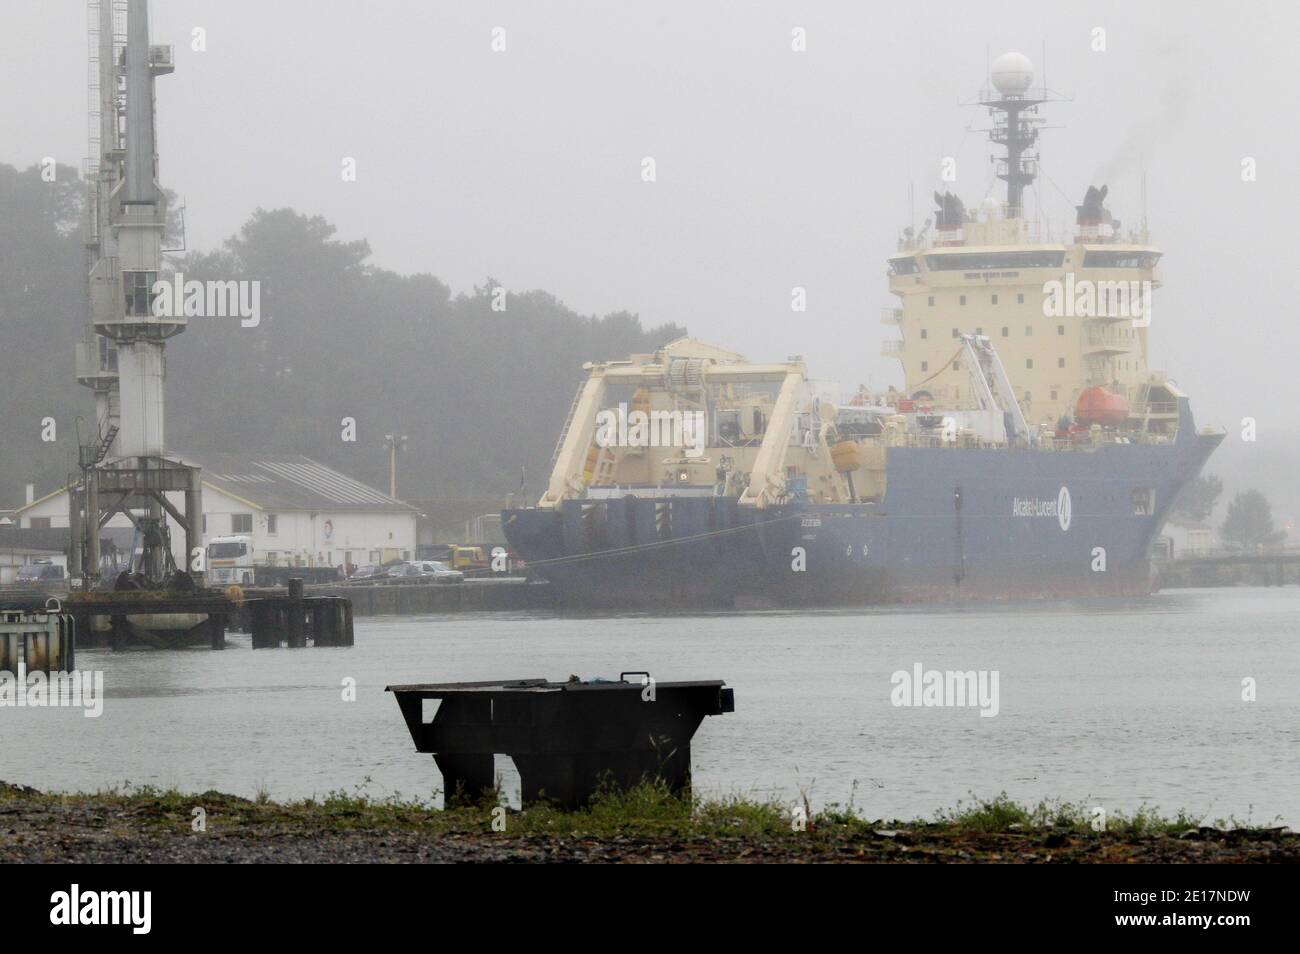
top-left (383, 433), bottom-right (408, 499)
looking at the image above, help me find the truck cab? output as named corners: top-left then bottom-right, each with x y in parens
top-left (206, 534), bottom-right (254, 585)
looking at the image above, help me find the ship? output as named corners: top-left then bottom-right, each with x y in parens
top-left (501, 52), bottom-right (1223, 609)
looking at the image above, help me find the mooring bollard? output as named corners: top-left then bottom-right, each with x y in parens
top-left (387, 674), bottom-right (734, 808)
top-left (286, 578), bottom-right (305, 648)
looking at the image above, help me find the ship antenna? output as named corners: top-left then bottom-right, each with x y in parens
top-left (972, 51), bottom-right (1065, 220)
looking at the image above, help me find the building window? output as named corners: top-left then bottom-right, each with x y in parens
top-left (953, 359), bottom-right (960, 370)
top-left (1024, 391), bottom-right (1031, 403)
top-left (928, 296), bottom-right (935, 306)
top-left (921, 361), bottom-right (928, 372)
top-left (920, 328), bottom-right (928, 339)
top-left (1050, 389), bottom-right (1058, 401)
top-left (991, 294), bottom-right (998, 304)
top-left (1058, 357), bottom-right (1065, 368)
top-left (951, 328), bottom-right (959, 338)
top-left (959, 295), bottom-right (966, 305)
top-left (1132, 488), bottom-right (1154, 516)
top-left (232, 513), bottom-right (253, 534)
top-left (1026, 358), bottom-right (1034, 369)
top-left (1057, 324), bottom-right (1065, 335)
top-left (369, 550), bottom-right (380, 563)
top-left (1017, 293), bottom-right (1024, 304)
top-left (1025, 326), bottom-right (1032, 336)
top-left (202, 514), bottom-right (207, 533)
top-left (1001, 327), bottom-right (1008, 337)
top-left (30, 517), bottom-right (51, 529)
top-left (123, 271), bottom-right (159, 317)
top-left (975, 327), bottom-right (983, 335)
top-left (267, 514), bottom-right (278, 535)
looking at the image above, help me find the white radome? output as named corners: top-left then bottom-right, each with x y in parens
top-left (990, 51), bottom-right (1034, 95)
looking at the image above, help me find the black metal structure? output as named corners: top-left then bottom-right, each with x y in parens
top-left (388, 675), bottom-right (734, 808)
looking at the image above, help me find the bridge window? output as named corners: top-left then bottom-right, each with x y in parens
top-left (924, 251), bottom-right (1066, 270)
top-left (1084, 250), bottom-right (1162, 268)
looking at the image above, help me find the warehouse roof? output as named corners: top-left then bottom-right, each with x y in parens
top-left (190, 454), bottom-right (419, 513)
top-left (8, 454), bottom-right (419, 518)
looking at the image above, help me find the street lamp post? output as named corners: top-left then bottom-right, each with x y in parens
top-left (383, 432), bottom-right (408, 499)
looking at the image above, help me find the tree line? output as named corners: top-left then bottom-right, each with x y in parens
top-left (0, 163), bottom-right (684, 509)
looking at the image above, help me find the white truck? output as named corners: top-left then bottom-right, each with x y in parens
top-left (205, 535), bottom-right (344, 587)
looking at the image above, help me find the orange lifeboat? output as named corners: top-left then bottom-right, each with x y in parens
top-left (1075, 387), bottom-right (1129, 427)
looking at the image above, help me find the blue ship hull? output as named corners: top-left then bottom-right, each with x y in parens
top-left (502, 399), bottom-right (1222, 608)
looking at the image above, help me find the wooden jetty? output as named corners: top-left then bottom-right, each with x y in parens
top-left (5, 579), bottom-right (353, 650)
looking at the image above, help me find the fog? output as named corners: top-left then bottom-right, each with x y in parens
top-left (4, 0), bottom-right (1298, 510)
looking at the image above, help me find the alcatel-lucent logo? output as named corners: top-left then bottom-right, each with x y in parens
top-left (1012, 486), bottom-right (1072, 532)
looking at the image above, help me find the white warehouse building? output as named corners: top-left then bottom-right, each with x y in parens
top-left (10, 453), bottom-right (419, 574)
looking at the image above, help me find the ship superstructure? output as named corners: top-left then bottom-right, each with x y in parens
top-left (883, 52), bottom-right (1170, 431)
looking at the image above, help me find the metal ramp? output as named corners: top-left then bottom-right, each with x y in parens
top-left (960, 333), bottom-right (1032, 443)
top-left (550, 382), bottom-right (586, 465)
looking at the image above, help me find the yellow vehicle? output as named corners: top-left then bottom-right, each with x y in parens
top-left (425, 544), bottom-right (488, 571)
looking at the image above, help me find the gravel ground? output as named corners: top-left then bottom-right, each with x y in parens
top-left (2, 783), bottom-right (1296, 863)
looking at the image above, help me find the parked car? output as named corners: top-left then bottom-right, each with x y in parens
top-left (16, 561), bottom-right (65, 583)
top-left (385, 563), bottom-right (425, 579)
top-left (412, 560), bottom-right (465, 583)
top-left (348, 564), bottom-right (385, 580)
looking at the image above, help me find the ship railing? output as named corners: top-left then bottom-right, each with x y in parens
top-left (864, 429), bottom-right (1174, 453)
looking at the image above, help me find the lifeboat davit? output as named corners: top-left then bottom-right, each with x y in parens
top-left (1075, 387), bottom-right (1129, 427)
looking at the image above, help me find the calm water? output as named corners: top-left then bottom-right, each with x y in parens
top-left (4, 587), bottom-right (1298, 825)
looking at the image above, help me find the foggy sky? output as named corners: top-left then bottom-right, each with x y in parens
top-left (4, 0), bottom-right (1298, 432)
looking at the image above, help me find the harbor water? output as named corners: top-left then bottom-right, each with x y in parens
top-left (4, 586), bottom-right (1297, 826)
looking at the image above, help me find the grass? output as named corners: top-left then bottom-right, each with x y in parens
top-left (1, 778), bottom-right (1278, 840)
